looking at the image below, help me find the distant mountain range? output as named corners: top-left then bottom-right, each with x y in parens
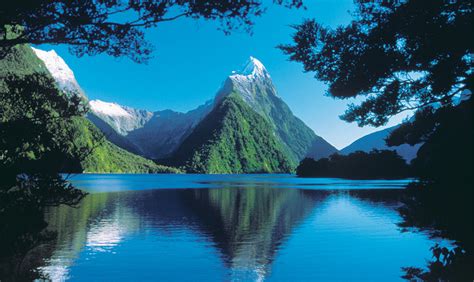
top-left (340, 92), bottom-right (472, 162)
top-left (31, 46), bottom-right (423, 172)
top-left (83, 56), bottom-right (338, 172)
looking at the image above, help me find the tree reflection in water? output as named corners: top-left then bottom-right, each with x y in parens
top-left (1, 186), bottom-right (326, 280)
top-left (0, 174), bottom-right (86, 281)
top-left (397, 182), bottom-right (473, 281)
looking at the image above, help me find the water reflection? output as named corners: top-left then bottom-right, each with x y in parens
top-left (1, 176), bottom-right (449, 281)
top-left (182, 187), bottom-right (321, 280)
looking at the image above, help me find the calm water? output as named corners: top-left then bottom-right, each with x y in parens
top-left (27, 174), bottom-right (447, 281)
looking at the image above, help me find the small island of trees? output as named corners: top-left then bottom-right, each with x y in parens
top-left (296, 150), bottom-right (411, 179)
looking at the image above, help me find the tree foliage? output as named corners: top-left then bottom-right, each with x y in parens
top-left (0, 73), bottom-right (89, 182)
top-left (1, 0), bottom-right (302, 63)
top-left (393, 97), bottom-right (472, 184)
top-left (0, 43), bottom-right (180, 280)
top-left (280, 0), bottom-right (473, 127)
top-left (0, 73), bottom-right (89, 279)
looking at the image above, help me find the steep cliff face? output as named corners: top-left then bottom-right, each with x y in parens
top-left (31, 47), bottom-right (86, 99)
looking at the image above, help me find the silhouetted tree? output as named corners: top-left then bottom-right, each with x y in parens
top-left (0, 73), bottom-right (92, 185)
top-left (388, 98), bottom-right (472, 184)
top-left (0, 73), bottom-right (90, 280)
top-left (1, 0), bottom-right (303, 63)
top-left (402, 244), bottom-right (472, 281)
top-left (280, 0), bottom-right (472, 127)
top-left (395, 98), bottom-right (473, 280)
top-left (281, 4), bottom-right (473, 278)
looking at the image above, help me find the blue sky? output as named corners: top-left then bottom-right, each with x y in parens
top-left (39, 0), bottom-right (410, 149)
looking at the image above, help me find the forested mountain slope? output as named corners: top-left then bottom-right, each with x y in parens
top-left (171, 94), bottom-right (293, 173)
top-left (0, 44), bottom-right (179, 173)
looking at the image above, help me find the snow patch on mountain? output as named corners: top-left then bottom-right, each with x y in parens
top-left (89, 100), bottom-right (132, 117)
top-left (232, 56), bottom-right (270, 78)
top-left (88, 99), bottom-right (154, 136)
top-left (31, 47), bottom-right (86, 98)
top-left (216, 56), bottom-right (278, 110)
top-left (229, 57), bottom-right (273, 92)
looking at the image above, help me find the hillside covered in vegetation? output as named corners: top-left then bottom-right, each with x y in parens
top-left (0, 44), bottom-right (179, 174)
top-left (170, 94), bottom-right (293, 173)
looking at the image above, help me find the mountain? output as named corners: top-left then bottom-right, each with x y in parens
top-left (1, 45), bottom-right (179, 173)
top-left (32, 51), bottom-right (336, 172)
top-left (31, 47), bottom-right (87, 99)
top-left (340, 125), bottom-right (421, 161)
top-left (215, 57), bottom-right (338, 163)
top-left (68, 117), bottom-right (181, 173)
top-left (88, 100), bottom-right (153, 135)
top-left (27, 47), bottom-right (211, 161)
top-left (170, 94), bottom-right (293, 173)
top-left (87, 100), bottom-right (155, 155)
top-left (126, 101), bottom-right (213, 158)
top-left (0, 44), bottom-right (50, 78)
top-left (88, 99), bottom-right (213, 158)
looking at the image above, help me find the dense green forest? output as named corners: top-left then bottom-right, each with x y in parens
top-left (69, 118), bottom-right (181, 174)
top-left (296, 150), bottom-right (411, 179)
top-left (218, 76), bottom-right (337, 164)
top-left (170, 94), bottom-right (293, 173)
top-left (0, 44), bottom-right (180, 174)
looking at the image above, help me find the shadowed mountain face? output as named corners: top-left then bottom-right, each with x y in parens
top-left (86, 112), bottom-right (144, 155)
top-left (88, 100), bottom-right (214, 159)
top-left (126, 102), bottom-right (214, 159)
top-left (340, 125), bottom-right (421, 162)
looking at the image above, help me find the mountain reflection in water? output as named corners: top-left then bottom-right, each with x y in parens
top-left (9, 175), bottom-right (446, 281)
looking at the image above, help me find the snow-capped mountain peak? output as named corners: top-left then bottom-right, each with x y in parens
top-left (89, 100), bottom-right (132, 117)
top-left (31, 47), bottom-right (86, 98)
top-left (215, 56), bottom-right (277, 107)
top-left (232, 56), bottom-right (270, 79)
